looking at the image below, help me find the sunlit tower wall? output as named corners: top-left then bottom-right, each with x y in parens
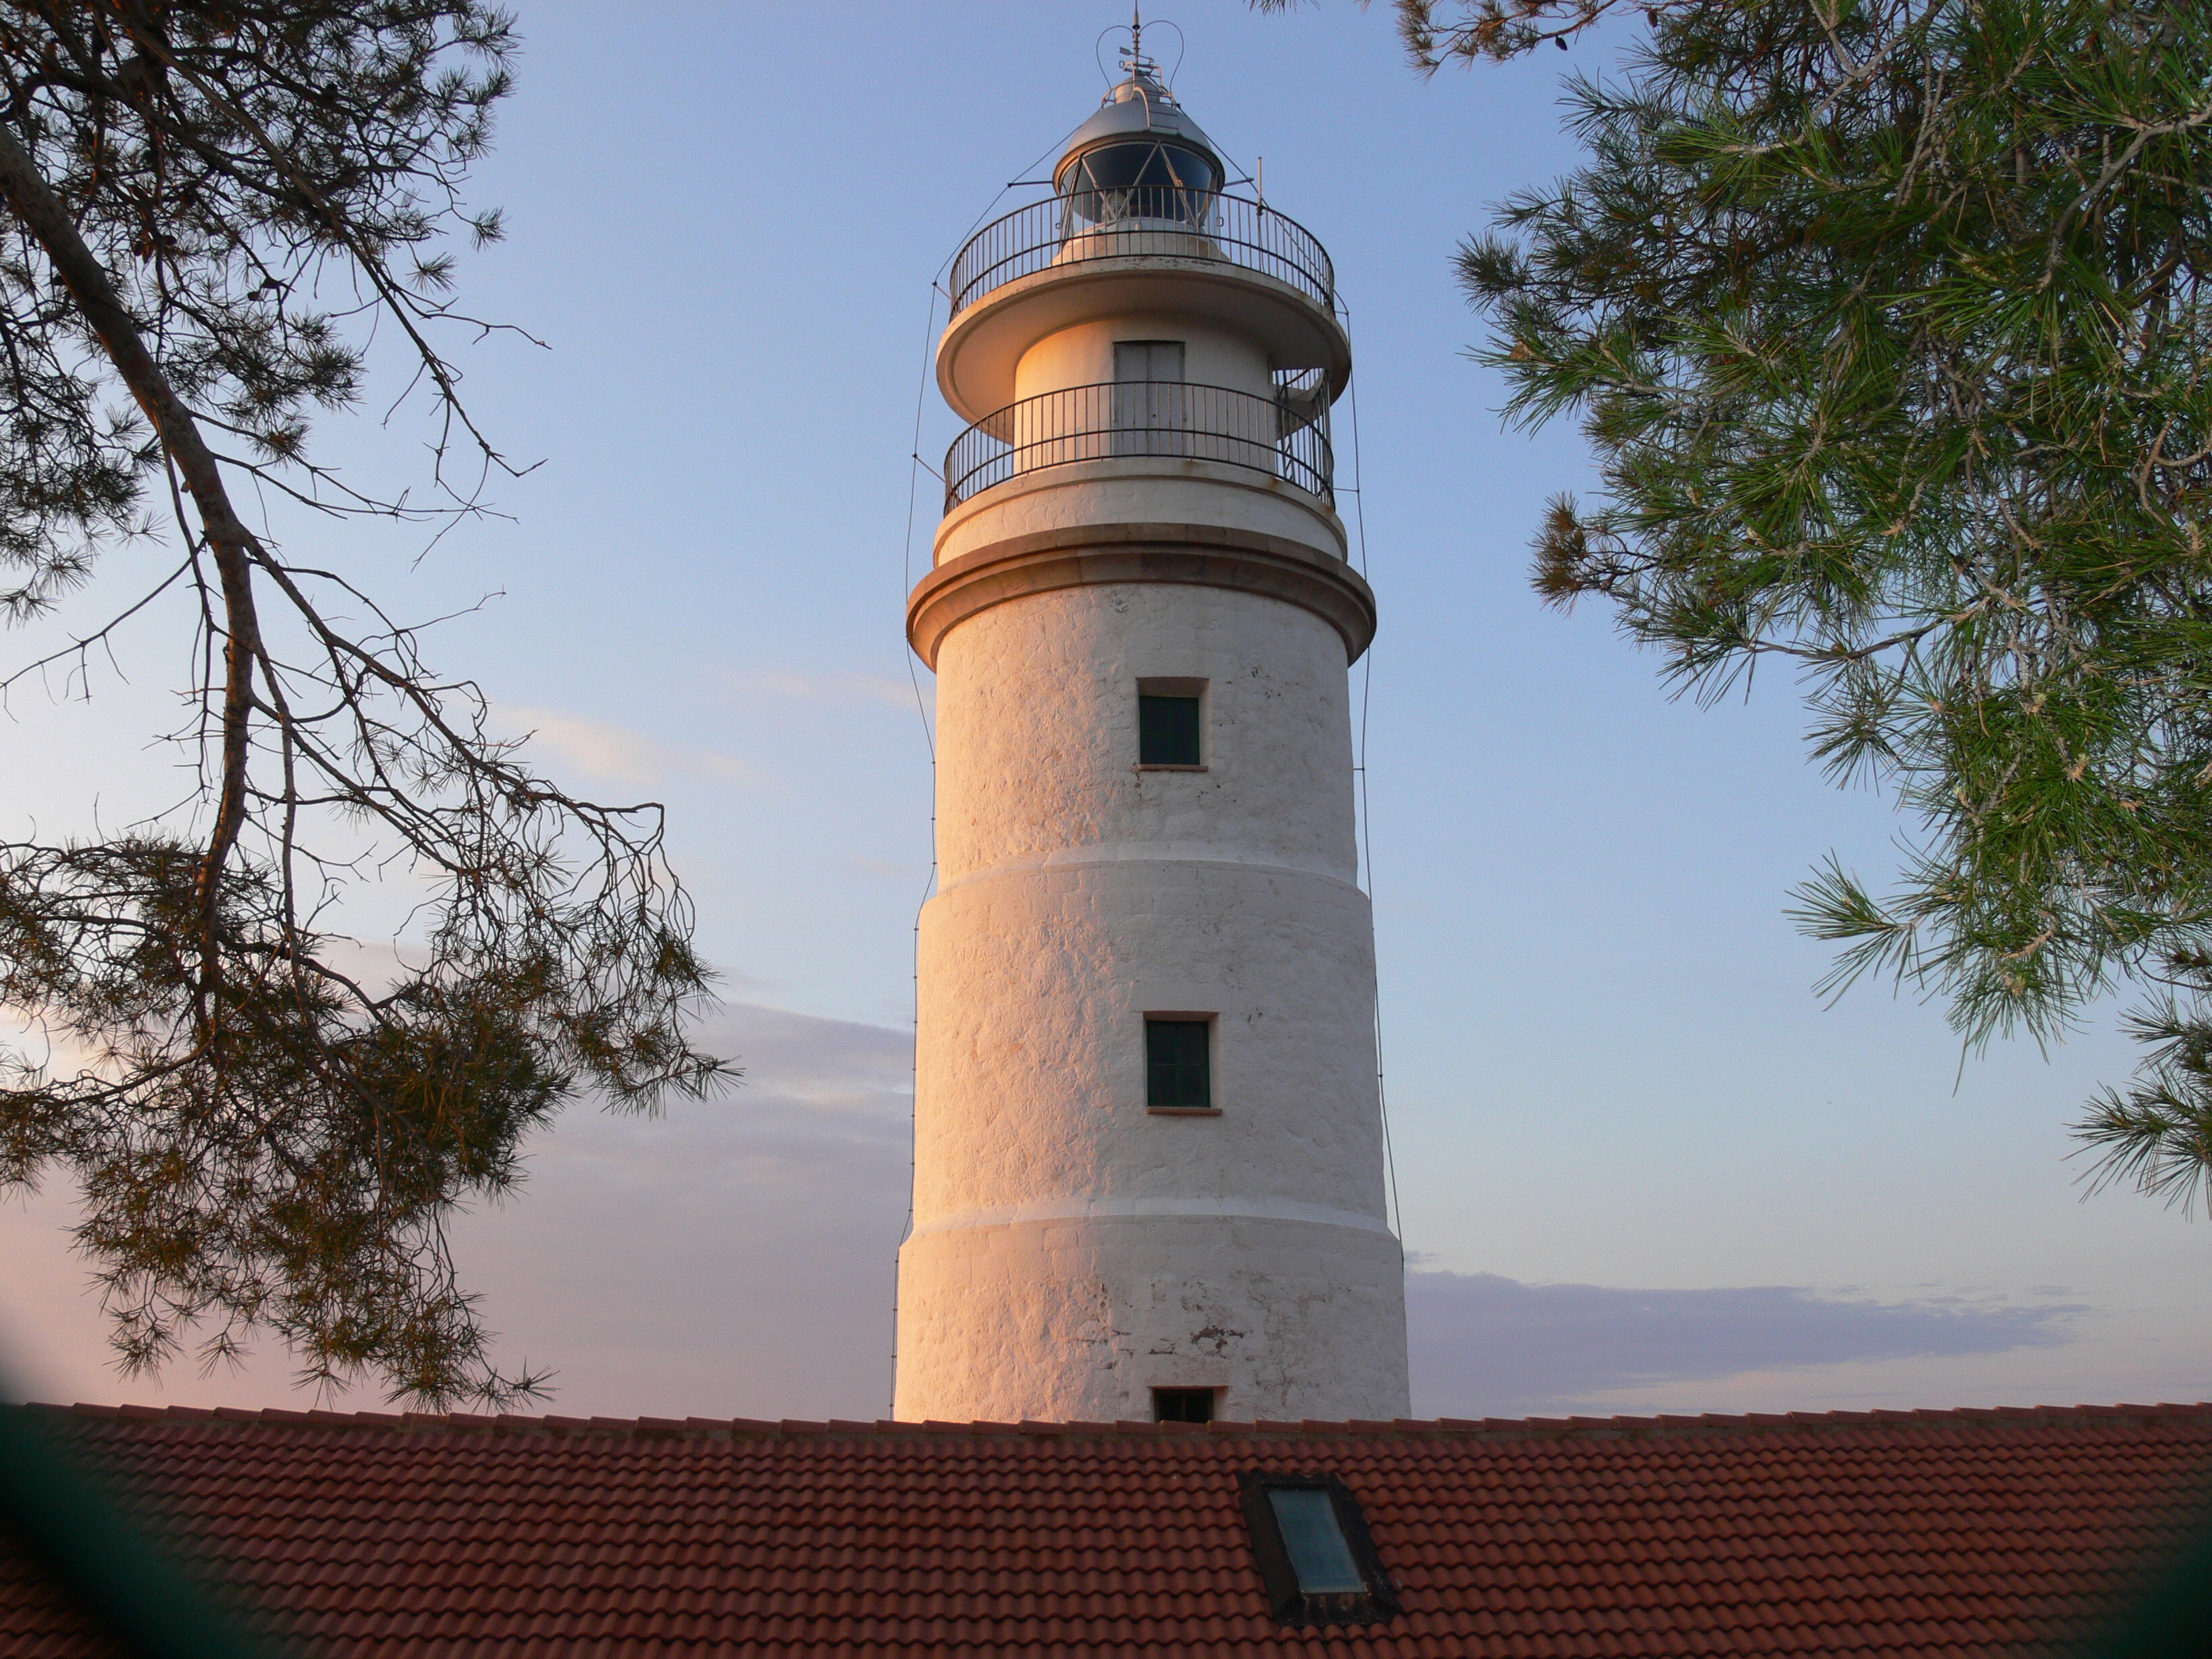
top-left (895, 46), bottom-right (1408, 1425)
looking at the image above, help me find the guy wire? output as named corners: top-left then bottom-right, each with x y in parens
top-left (889, 123), bottom-right (1086, 1415)
top-left (890, 271), bottom-right (940, 1418)
top-left (1342, 299), bottom-right (1404, 1246)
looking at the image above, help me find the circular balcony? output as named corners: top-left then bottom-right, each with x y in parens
top-left (943, 380), bottom-right (1333, 512)
top-left (949, 190), bottom-right (1335, 318)
top-left (937, 192), bottom-right (1350, 425)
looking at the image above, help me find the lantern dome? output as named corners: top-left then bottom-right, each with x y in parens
top-left (1052, 68), bottom-right (1224, 226)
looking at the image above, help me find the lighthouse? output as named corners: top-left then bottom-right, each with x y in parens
top-left (895, 37), bottom-right (1409, 1425)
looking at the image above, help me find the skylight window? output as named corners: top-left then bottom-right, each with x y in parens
top-left (1236, 1473), bottom-right (1399, 1628)
top-left (1267, 1488), bottom-right (1365, 1593)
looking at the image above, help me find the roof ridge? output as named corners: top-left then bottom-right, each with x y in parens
top-left (22, 1399), bottom-right (2212, 1443)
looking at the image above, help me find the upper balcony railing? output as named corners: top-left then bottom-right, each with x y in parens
top-left (944, 380), bottom-right (1333, 512)
top-left (948, 190), bottom-right (1335, 319)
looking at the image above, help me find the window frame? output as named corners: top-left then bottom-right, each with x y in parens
top-left (1151, 1387), bottom-right (1218, 1423)
top-left (1143, 1012), bottom-right (1218, 1115)
top-left (1135, 677), bottom-right (1207, 771)
top-left (1235, 1471), bottom-right (1401, 1629)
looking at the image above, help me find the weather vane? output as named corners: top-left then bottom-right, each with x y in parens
top-left (1125, 3), bottom-right (1159, 82)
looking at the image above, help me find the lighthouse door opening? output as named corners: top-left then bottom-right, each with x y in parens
top-left (1112, 339), bottom-right (1186, 457)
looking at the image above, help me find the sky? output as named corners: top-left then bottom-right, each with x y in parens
top-left (1, 1), bottom-right (2205, 1422)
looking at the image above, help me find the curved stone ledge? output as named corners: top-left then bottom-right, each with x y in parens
top-left (905, 1196), bottom-right (1395, 1238)
top-left (934, 454), bottom-right (1348, 567)
top-left (933, 846), bottom-right (1365, 897)
top-left (907, 521), bottom-right (1378, 669)
top-left (938, 257), bottom-right (1351, 422)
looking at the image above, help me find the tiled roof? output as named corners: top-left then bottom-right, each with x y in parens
top-left (6, 1400), bottom-right (2211, 1656)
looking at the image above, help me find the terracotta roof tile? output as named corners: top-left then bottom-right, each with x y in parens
top-left (3, 1402), bottom-right (2209, 1655)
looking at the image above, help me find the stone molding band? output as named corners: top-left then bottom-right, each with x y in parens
top-left (907, 522), bottom-right (1378, 669)
top-left (905, 1193), bottom-right (1395, 1238)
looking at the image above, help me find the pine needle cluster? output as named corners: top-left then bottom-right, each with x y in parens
top-left (1459, 0), bottom-right (2212, 1207)
top-left (0, 3), bottom-right (728, 1406)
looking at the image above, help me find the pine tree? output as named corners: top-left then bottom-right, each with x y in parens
top-left (0, 2), bottom-right (726, 1406)
top-left (1435, 0), bottom-right (2212, 1208)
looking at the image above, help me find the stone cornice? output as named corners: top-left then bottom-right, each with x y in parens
top-left (906, 523), bottom-right (1378, 669)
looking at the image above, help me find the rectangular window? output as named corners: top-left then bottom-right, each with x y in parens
top-left (1152, 1387), bottom-right (1216, 1424)
top-left (1236, 1472), bottom-right (1400, 1628)
top-left (1145, 1017), bottom-right (1212, 1110)
top-left (1139, 693), bottom-right (1202, 766)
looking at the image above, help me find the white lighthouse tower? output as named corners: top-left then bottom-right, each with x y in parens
top-left (895, 37), bottom-right (1409, 1425)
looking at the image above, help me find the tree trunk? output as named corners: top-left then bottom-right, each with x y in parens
top-left (0, 127), bottom-right (265, 991)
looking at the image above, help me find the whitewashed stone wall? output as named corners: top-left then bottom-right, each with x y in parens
top-left (895, 583), bottom-right (1410, 1422)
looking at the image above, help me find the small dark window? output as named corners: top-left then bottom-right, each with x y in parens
top-left (1139, 694), bottom-right (1202, 766)
top-left (1237, 1472), bottom-right (1400, 1628)
top-left (1153, 1387), bottom-right (1215, 1423)
top-left (1145, 1018), bottom-right (1211, 1109)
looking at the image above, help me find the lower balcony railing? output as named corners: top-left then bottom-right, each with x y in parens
top-left (944, 382), bottom-right (1333, 512)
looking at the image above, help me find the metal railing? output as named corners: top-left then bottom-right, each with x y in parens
top-left (945, 381), bottom-right (1333, 510)
top-left (948, 190), bottom-right (1334, 317)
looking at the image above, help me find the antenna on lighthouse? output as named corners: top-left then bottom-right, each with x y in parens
top-left (1123, 5), bottom-right (1165, 86)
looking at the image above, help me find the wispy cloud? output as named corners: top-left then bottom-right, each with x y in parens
top-left (497, 704), bottom-right (757, 790)
top-left (848, 856), bottom-right (923, 880)
top-left (745, 669), bottom-right (923, 710)
top-left (1407, 1269), bottom-right (2087, 1420)
top-left (0, 1004), bottom-right (94, 1088)
top-left (0, 1002), bottom-right (2111, 1425)
top-left (0, 1001), bottom-right (915, 1417)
